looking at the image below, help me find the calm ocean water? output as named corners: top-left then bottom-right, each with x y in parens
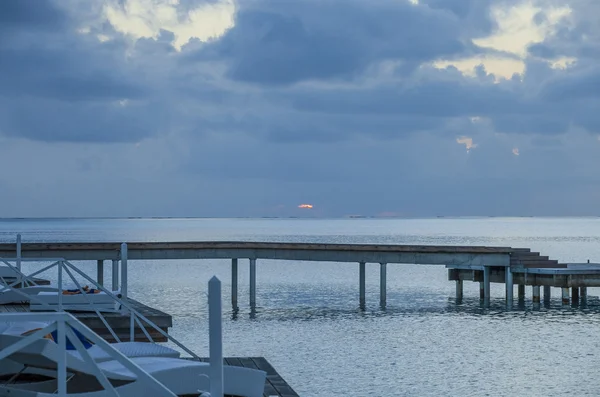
top-left (2, 217), bottom-right (600, 396)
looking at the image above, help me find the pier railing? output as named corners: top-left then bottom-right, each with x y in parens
top-left (0, 311), bottom-right (179, 397)
top-left (0, 256), bottom-right (201, 360)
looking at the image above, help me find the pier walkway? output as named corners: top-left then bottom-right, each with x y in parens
top-left (0, 241), bottom-right (580, 308)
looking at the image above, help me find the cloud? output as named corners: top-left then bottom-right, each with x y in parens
top-left (103, 0), bottom-right (235, 50)
top-left (0, 0), bottom-right (66, 33)
top-left (193, 0), bottom-right (476, 85)
top-left (2, 0), bottom-right (600, 216)
top-left (456, 136), bottom-right (478, 152)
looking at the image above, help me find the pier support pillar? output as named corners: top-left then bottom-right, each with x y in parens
top-left (483, 266), bottom-right (491, 302)
top-left (231, 258), bottom-right (238, 311)
top-left (518, 285), bottom-right (525, 300)
top-left (479, 282), bottom-right (485, 300)
top-left (111, 260), bottom-right (119, 291)
top-left (532, 286), bottom-right (540, 303)
top-left (16, 234), bottom-right (21, 272)
top-left (543, 286), bottom-right (551, 303)
top-left (380, 263), bottom-right (387, 308)
top-left (359, 262), bottom-right (366, 309)
top-left (96, 260), bottom-right (104, 286)
top-left (572, 287), bottom-right (579, 305)
top-left (580, 287), bottom-right (587, 301)
top-left (561, 288), bottom-right (570, 305)
top-left (120, 243), bottom-right (128, 299)
top-left (249, 258), bottom-right (256, 309)
top-left (456, 280), bottom-right (463, 301)
top-left (505, 268), bottom-right (513, 306)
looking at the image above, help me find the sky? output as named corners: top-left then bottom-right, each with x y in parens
top-left (1, 0), bottom-right (600, 218)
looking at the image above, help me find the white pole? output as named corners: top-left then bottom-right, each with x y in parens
top-left (16, 234), bottom-right (22, 272)
top-left (120, 243), bottom-right (128, 299)
top-left (209, 276), bottom-right (224, 397)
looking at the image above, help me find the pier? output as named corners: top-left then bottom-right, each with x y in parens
top-left (0, 241), bottom-right (584, 310)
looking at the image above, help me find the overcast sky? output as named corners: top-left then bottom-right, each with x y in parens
top-left (1, 0), bottom-right (600, 218)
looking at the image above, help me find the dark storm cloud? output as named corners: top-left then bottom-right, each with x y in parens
top-left (0, 98), bottom-right (170, 143)
top-left (2, 0), bottom-right (600, 147)
top-left (193, 0), bottom-right (477, 85)
top-left (0, 0), bottom-right (153, 142)
top-left (0, 0), bottom-right (66, 32)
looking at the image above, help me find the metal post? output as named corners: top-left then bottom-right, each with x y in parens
top-left (505, 267), bottom-right (513, 305)
top-left (58, 262), bottom-right (63, 312)
top-left (532, 286), bottom-right (540, 303)
top-left (483, 266), bottom-right (491, 302)
top-left (16, 234), bottom-right (21, 272)
top-left (572, 287), bottom-right (579, 304)
top-left (112, 260), bottom-right (119, 291)
top-left (120, 243), bottom-right (128, 300)
top-left (456, 280), bottom-right (463, 300)
top-left (209, 276), bottom-right (224, 397)
top-left (249, 258), bottom-right (256, 309)
top-left (518, 285), bottom-right (525, 300)
top-left (479, 282), bottom-right (484, 300)
top-left (130, 313), bottom-right (135, 342)
top-left (543, 286), bottom-right (551, 302)
top-left (561, 288), bottom-right (569, 305)
top-left (380, 263), bottom-right (387, 308)
top-left (57, 318), bottom-right (67, 396)
top-left (231, 258), bottom-right (238, 311)
top-left (359, 262), bottom-right (366, 309)
top-left (97, 260), bottom-right (104, 286)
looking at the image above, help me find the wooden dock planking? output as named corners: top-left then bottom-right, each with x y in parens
top-left (0, 298), bottom-right (172, 342)
top-left (194, 357), bottom-right (299, 397)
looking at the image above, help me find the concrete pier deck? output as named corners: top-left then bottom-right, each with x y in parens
top-left (0, 241), bottom-right (572, 308)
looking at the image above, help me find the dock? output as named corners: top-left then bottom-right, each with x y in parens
top-left (194, 357), bottom-right (299, 397)
top-left (0, 298), bottom-right (171, 342)
top-left (0, 241), bottom-right (575, 309)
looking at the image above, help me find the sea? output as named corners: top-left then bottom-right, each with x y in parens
top-left (1, 217), bottom-right (600, 396)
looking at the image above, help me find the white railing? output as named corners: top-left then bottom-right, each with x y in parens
top-left (0, 312), bottom-right (178, 397)
top-left (0, 257), bottom-right (202, 360)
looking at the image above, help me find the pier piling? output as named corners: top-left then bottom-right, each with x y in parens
top-left (97, 260), bottom-right (104, 286)
top-left (505, 268), bottom-right (513, 305)
top-left (543, 286), bottom-right (551, 302)
top-left (483, 266), bottom-right (491, 302)
top-left (479, 282), bottom-right (484, 300)
top-left (231, 258), bottom-right (238, 311)
top-left (518, 285), bottom-right (525, 300)
top-left (380, 263), bottom-right (387, 308)
top-left (120, 243), bottom-right (128, 299)
top-left (359, 262), bottom-right (366, 309)
top-left (456, 280), bottom-right (463, 301)
top-left (532, 286), bottom-right (541, 303)
top-left (111, 259), bottom-right (119, 291)
top-left (561, 288), bottom-right (570, 305)
top-left (572, 287), bottom-right (579, 305)
top-left (580, 287), bottom-right (587, 301)
top-left (249, 258), bottom-right (256, 309)
top-left (16, 234), bottom-right (21, 272)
